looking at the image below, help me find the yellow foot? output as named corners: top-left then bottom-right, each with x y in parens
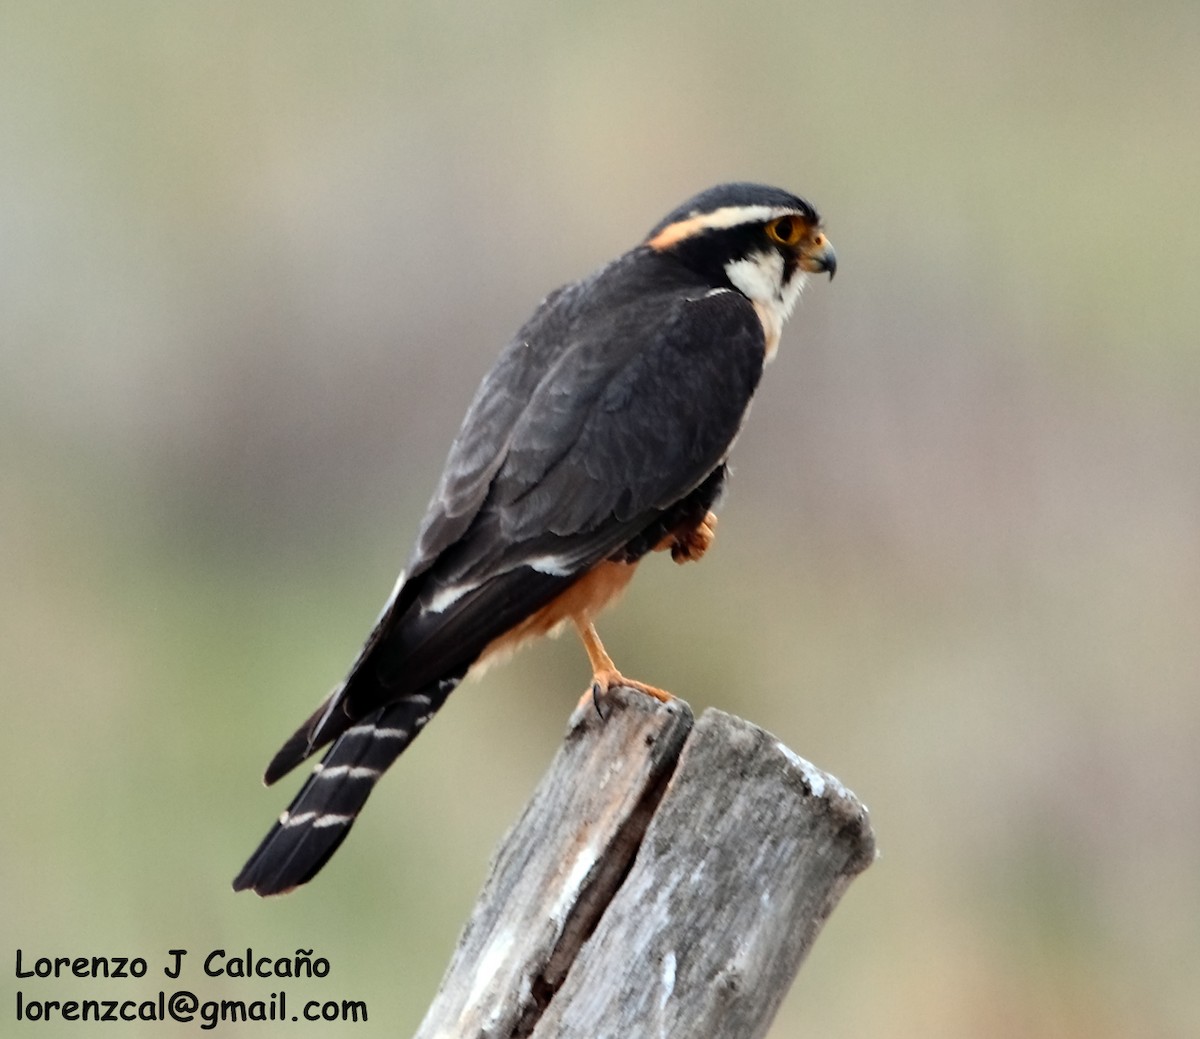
top-left (670, 511), bottom-right (717, 564)
top-left (579, 669), bottom-right (677, 716)
top-left (571, 618), bottom-right (676, 715)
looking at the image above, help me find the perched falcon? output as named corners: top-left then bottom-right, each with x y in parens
top-left (233, 182), bottom-right (836, 896)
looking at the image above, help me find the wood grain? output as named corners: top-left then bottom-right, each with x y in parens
top-left (415, 689), bottom-right (874, 1039)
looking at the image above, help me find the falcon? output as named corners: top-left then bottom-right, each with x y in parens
top-left (233, 182), bottom-right (836, 895)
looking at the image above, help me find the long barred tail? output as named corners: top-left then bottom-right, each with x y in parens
top-left (232, 683), bottom-right (455, 896)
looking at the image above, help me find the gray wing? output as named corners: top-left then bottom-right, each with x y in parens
top-left (239, 275), bottom-right (768, 894)
top-left (329, 280), bottom-right (764, 732)
top-left (380, 282), bottom-right (766, 646)
top-left (402, 283), bottom-right (578, 585)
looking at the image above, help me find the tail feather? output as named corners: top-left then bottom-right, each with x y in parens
top-left (235, 564), bottom-right (579, 896)
top-left (261, 687), bottom-right (346, 786)
top-left (232, 683), bottom-right (455, 896)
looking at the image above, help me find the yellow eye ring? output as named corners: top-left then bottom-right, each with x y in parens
top-left (765, 216), bottom-right (805, 247)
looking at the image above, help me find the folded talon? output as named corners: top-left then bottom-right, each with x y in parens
top-left (669, 510), bottom-right (718, 564)
top-left (573, 619), bottom-right (676, 715)
top-left (620, 677), bottom-right (677, 704)
top-left (591, 668), bottom-right (676, 704)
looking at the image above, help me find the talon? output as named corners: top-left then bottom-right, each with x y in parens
top-left (571, 619), bottom-right (676, 712)
top-left (592, 668), bottom-right (676, 704)
top-left (670, 510), bottom-right (718, 564)
top-left (622, 677), bottom-right (677, 704)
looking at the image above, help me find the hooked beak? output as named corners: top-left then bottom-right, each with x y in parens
top-left (799, 232), bottom-right (837, 280)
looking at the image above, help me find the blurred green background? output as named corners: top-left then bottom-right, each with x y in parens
top-left (3, 2), bottom-right (1198, 1036)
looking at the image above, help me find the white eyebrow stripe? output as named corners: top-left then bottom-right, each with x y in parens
top-left (647, 205), bottom-right (802, 250)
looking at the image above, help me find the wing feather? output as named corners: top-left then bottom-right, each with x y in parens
top-left (404, 284), bottom-right (577, 582)
top-left (403, 278), bottom-right (764, 619)
top-left (337, 259), bottom-right (766, 726)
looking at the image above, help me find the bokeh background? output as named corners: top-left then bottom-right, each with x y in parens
top-left (3, 2), bottom-right (1198, 1036)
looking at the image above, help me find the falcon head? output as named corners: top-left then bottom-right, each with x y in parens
top-left (645, 182), bottom-right (836, 359)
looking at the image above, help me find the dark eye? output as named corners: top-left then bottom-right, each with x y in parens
top-left (766, 216), bottom-right (804, 247)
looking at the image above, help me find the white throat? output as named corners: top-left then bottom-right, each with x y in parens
top-left (724, 251), bottom-right (808, 362)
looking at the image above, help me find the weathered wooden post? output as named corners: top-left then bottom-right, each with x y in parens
top-left (415, 687), bottom-right (875, 1039)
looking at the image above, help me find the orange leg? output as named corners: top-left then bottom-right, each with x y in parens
top-left (572, 618), bottom-right (675, 708)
